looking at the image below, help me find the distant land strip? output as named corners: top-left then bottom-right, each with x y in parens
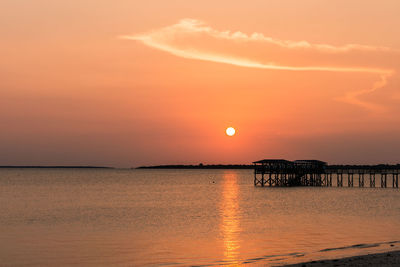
top-left (326, 164), bottom-right (400, 170)
top-left (137, 164), bottom-right (400, 170)
top-left (136, 164), bottom-right (254, 169)
top-left (0, 166), bottom-right (114, 169)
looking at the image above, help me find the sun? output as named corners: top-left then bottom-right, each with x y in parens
top-left (226, 127), bottom-right (236, 137)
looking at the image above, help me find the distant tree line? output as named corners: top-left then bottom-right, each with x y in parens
top-left (326, 164), bottom-right (400, 170)
top-left (136, 164), bottom-right (254, 169)
top-left (0, 166), bottom-right (113, 169)
top-left (137, 163), bottom-right (400, 170)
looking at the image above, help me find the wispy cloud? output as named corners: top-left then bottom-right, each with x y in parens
top-left (336, 73), bottom-right (393, 112)
top-left (121, 19), bottom-right (396, 111)
top-left (123, 33), bottom-right (390, 74)
top-left (126, 19), bottom-right (393, 53)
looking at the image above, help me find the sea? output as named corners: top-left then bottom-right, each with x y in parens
top-left (1, 168), bottom-right (400, 266)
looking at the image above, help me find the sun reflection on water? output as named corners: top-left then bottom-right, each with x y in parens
top-left (220, 171), bottom-right (241, 265)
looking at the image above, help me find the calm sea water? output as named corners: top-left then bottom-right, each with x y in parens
top-left (1, 168), bottom-right (400, 266)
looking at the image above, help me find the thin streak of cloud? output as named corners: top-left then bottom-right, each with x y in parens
top-left (160, 19), bottom-right (393, 53)
top-left (121, 19), bottom-right (396, 111)
top-left (336, 73), bottom-right (393, 112)
top-left (122, 35), bottom-right (391, 74)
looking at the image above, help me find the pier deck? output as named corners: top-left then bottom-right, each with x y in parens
top-left (253, 159), bottom-right (399, 188)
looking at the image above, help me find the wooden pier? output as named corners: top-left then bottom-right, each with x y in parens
top-left (253, 159), bottom-right (400, 188)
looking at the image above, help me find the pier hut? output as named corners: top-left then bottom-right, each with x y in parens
top-left (253, 159), bottom-right (326, 187)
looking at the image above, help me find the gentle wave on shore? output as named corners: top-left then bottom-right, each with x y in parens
top-left (284, 250), bottom-right (400, 267)
top-left (201, 240), bottom-right (400, 266)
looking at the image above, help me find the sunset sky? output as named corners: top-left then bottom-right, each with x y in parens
top-left (1, 1), bottom-right (400, 167)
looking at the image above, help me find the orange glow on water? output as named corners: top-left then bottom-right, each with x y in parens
top-left (220, 171), bottom-right (241, 265)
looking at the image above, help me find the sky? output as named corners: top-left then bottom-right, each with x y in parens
top-left (1, 0), bottom-right (400, 167)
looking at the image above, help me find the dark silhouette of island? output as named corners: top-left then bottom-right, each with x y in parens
top-left (2, 163), bottom-right (400, 170)
top-left (136, 164), bottom-right (254, 169)
top-left (326, 164), bottom-right (400, 170)
top-left (137, 163), bottom-right (400, 170)
top-left (0, 166), bottom-right (114, 169)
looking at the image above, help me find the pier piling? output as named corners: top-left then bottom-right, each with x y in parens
top-left (370, 174), bottom-right (376, 187)
top-left (359, 173), bottom-right (365, 187)
top-left (348, 173), bottom-right (354, 187)
top-left (381, 173), bottom-right (387, 188)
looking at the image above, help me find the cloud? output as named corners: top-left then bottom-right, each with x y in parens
top-left (336, 73), bottom-right (393, 112)
top-left (121, 19), bottom-right (396, 111)
top-left (127, 19), bottom-right (393, 54)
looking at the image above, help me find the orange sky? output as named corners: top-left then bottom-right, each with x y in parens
top-left (1, 0), bottom-right (400, 167)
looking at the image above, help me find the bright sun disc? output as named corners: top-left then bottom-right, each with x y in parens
top-left (226, 127), bottom-right (236, 136)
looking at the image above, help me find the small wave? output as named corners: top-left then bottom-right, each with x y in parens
top-left (238, 252), bottom-right (305, 265)
top-left (208, 241), bottom-right (399, 266)
top-left (386, 240), bottom-right (400, 244)
top-left (319, 240), bottom-right (399, 253)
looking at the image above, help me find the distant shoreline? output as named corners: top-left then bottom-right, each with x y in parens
top-left (2, 163), bottom-right (399, 170)
top-left (0, 166), bottom-right (114, 169)
top-left (136, 164), bottom-right (400, 170)
top-left (136, 164), bottom-right (254, 169)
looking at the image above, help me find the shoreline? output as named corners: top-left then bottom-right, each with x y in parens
top-left (0, 166), bottom-right (113, 169)
top-left (284, 250), bottom-right (400, 267)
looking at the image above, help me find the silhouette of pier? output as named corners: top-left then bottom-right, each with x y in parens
top-left (253, 159), bottom-right (399, 188)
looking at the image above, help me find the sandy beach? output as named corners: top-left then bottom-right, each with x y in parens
top-left (285, 250), bottom-right (400, 267)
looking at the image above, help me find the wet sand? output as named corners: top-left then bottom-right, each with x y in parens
top-left (284, 250), bottom-right (400, 267)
